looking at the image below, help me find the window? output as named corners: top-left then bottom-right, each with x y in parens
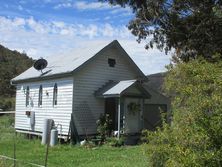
top-left (108, 58), bottom-right (116, 67)
top-left (53, 83), bottom-right (58, 106)
top-left (26, 86), bottom-right (29, 107)
top-left (38, 85), bottom-right (42, 107)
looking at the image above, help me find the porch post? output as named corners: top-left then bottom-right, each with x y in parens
top-left (117, 97), bottom-right (121, 139)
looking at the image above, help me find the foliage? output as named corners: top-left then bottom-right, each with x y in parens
top-left (145, 58), bottom-right (222, 166)
top-left (96, 114), bottom-right (112, 142)
top-left (140, 129), bottom-right (149, 144)
top-left (0, 97), bottom-right (15, 111)
top-left (106, 137), bottom-right (125, 147)
top-left (0, 45), bottom-right (33, 110)
top-left (0, 45), bottom-right (33, 105)
top-left (100, 0), bottom-right (222, 61)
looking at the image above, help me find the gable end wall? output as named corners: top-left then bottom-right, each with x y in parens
top-left (73, 46), bottom-right (142, 135)
top-left (15, 77), bottom-right (73, 135)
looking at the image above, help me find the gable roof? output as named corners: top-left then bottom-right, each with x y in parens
top-left (11, 40), bottom-right (145, 84)
top-left (145, 72), bottom-right (166, 93)
top-left (143, 72), bottom-right (170, 100)
top-left (103, 80), bottom-right (136, 97)
top-left (95, 79), bottom-right (151, 98)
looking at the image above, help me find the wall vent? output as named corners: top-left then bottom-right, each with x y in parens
top-left (108, 58), bottom-right (116, 67)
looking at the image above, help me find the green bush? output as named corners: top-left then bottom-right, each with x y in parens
top-left (146, 58), bottom-right (222, 166)
top-left (96, 114), bottom-right (112, 142)
top-left (0, 97), bottom-right (15, 111)
top-left (106, 137), bottom-right (125, 147)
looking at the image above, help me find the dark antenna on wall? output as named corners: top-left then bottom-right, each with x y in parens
top-left (33, 58), bottom-right (48, 73)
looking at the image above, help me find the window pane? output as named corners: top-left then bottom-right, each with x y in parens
top-left (53, 83), bottom-right (58, 106)
top-left (38, 85), bottom-right (42, 106)
top-left (26, 86), bottom-right (29, 107)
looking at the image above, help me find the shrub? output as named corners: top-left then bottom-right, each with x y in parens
top-left (106, 137), bottom-right (124, 147)
top-left (96, 114), bottom-right (112, 142)
top-left (146, 58), bottom-right (222, 166)
top-left (0, 97), bottom-right (15, 111)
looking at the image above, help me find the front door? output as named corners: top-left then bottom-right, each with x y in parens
top-left (124, 98), bottom-right (142, 134)
top-left (105, 98), bottom-right (117, 131)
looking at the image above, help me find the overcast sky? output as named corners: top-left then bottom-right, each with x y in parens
top-left (0, 0), bottom-right (171, 75)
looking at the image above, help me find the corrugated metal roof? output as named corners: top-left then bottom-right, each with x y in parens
top-left (103, 80), bottom-right (136, 97)
top-left (146, 72), bottom-right (166, 92)
top-left (94, 80), bottom-right (118, 97)
top-left (11, 40), bottom-right (146, 83)
top-left (12, 40), bottom-right (114, 82)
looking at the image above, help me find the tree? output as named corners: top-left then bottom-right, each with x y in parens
top-left (0, 45), bottom-right (33, 97)
top-left (0, 44), bottom-right (33, 110)
top-left (145, 58), bottom-right (222, 166)
top-left (100, 0), bottom-right (222, 61)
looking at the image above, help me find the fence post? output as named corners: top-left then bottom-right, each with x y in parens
top-left (44, 119), bottom-right (54, 167)
top-left (13, 131), bottom-right (16, 167)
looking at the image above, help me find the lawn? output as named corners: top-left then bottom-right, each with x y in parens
top-left (0, 115), bottom-right (148, 167)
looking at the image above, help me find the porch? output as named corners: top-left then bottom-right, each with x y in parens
top-left (95, 80), bottom-right (151, 139)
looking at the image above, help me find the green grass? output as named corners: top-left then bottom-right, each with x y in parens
top-left (0, 115), bottom-right (148, 167)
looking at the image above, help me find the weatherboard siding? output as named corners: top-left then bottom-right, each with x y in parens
top-left (73, 47), bottom-right (140, 135)
top-left (15, 77), bottom-right (73, 135)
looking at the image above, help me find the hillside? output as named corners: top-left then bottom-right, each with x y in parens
top-left (0, 44), bottom-right (34, 110)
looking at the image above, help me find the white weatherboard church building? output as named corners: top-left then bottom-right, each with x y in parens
top-left (11, 40), bottom-right (169, 139)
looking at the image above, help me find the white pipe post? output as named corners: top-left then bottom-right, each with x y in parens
top-left (117, 97), bottom-right (121, 139)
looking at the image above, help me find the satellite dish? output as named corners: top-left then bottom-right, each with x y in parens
top-left (33, 58), bottom-right (48, 73)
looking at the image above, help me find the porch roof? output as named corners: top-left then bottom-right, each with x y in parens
top-left (95, 80), bottom-right (151, 98)
top-left (103, 80), bottom-right (136, 97)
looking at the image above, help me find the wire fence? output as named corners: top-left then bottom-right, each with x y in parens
top-left (0, 112), bottom-right (48, 167)
top-left (0, 155), bottom-right (45, 167)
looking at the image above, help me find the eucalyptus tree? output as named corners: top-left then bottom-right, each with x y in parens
top-left (101, 0), bottom-right (222, 61)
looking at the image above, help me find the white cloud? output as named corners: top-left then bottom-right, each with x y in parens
top-left (27, 17), bottom-right (49, 34)
top-left (54, 1), bottom-right (114, 10)
top-left (53, 1), bottom-right (132, 16)
top-left (13, 17), bottom-right (26, 26)
top-left (26, 48), bottom-right (38, 56)
top-left (0, 17), bottom-right (24, 31)
top-left (0, 16), bottom-right (131, 38)
top-left (0, 16), bottom-right (170, 74)
top-left (102, 23), bottom-right (114, 37)
top-left (54, 2), bottom-right (72, 9)
top-left (79, 24), bottom-right (98, 38)
top-left (109, 7), bottom-right (131, 15)
top-left (74, 1), bottom-right (112, 10)
top-left (52, 21), bottom-right (65, 28)
top-left (119, 40), bottom-right (171, 74)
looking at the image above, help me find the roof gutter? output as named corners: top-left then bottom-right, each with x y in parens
top-left (11, 72), bottom-right (73, 84)
top-left (10, 80), bottom-right (16, 86)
